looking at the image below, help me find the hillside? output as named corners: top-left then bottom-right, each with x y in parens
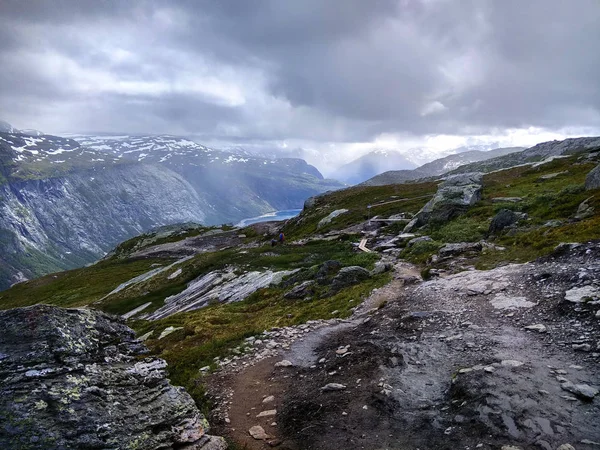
top-left (1, 138), bottom-right (599, 449)
top-left (362, 146), bottom-right (524, 186)
top-left (0, 125), bottom-right (342, 290)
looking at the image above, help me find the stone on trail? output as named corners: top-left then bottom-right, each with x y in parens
top-left (556, 445), bottom-right (576, 450)
top-left (565, 285), bottom-right (600, 303)
top-left (491, 294), bottom-right (536, 310)
top-left (257, 409), bottom-right (277, 418)
top-left (561, 381), bottom-right (599, 400)
top-left (249, 425), bottom-right (269, 440)
top-left (262, 395), bottom-right (275, 404)
top-left (321, 383), bottom-right (347, 392)
top-left (501, 360), bottom-right (525, 368)
top-left (524, 324), bottom-right (547, 333)
top-left (274, 360), bottom-right (293, 367)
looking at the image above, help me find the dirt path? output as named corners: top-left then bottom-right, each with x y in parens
top-left (209, 243), bottom-right (600, 449)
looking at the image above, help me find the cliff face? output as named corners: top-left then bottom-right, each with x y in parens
top-left (0, 304), bottom-right (226, 450)
top-left (0, 164), bottom-right (208, 290)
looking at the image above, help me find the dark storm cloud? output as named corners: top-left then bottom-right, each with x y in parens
top-left (0, 0), bottom-right (599, 141)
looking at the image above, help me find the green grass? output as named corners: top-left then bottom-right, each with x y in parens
top-left (0, 257), bottom-right (171, 310)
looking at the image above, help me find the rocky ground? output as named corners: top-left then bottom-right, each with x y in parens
top-left (206, 242), bottom-right (600, 450)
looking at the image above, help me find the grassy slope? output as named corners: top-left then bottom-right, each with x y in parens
top-left (401, 156), bottom-right (600, 266)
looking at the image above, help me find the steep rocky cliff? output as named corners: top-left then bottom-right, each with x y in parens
top-left (0, 164), bottom-right (208, 290)
top-left (0, 304), bottom-right (226, 449)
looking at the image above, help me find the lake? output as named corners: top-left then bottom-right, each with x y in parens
top-left (236, 209), bottom-right (302, 227)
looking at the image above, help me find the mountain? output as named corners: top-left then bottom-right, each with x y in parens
top-left (0, 123), bottom-right (342, 290)
top-left (361, 147), bottom-right (525, 186)
top-left (331, 149), bottom-right (417, 185)
top-left (448, 137), bottom-right (600, 174)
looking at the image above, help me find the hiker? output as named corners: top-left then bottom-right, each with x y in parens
top-left (279, 232), bottom-right (285, 244)
top-left (271, 239), bottom-right (277, 247)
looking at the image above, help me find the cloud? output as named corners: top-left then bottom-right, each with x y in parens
top-left (0, 0), bottom-right (599, 167)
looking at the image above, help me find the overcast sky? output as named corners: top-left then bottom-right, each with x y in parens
top-left (1, 0), bottom-right (599, 171)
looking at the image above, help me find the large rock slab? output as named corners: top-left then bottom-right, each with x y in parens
top-left (0, 305), bottom-right (225, 450)
top-left (331, 266), bottom-right (371, 291)
top-left (405, 172), bottom-right (483, 231)
top-left (147, 268), bottom-right (298, 320)
top-left (585, 163), bottom-right (600, 190)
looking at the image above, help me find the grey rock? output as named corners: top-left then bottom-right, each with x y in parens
top-left (284, 280), bottom-right (317, 299)
top-left (147, 268), bottom-right (298, 320)
top-left (405, 172), bottom-right (483, 232)
top-left (315, 260), bottom-right (342, 284)
top-left (331, 266), bottom-right (371, 291)
top-left (556, 445), bottom-right (576, 450)
top-left (0, 305), bottom-right (224, 450)
top-left (249, 425), bottom-right (269, 440)
top-left (585, 163), bottom-right (600, 190)
top-left (318, 209), bottom-right (348, 228)
top-left (321, 383), bottom-right (347, 392)
top-left (575, 197), bottom-right (595, 220)
top-left (524, 324), bottom-right (547, 333)
top-left (407, 236), bottom-right (433, 247)
top-left (489, 209), bottom-right (526, 234)
top-left (439, 242), bottom-right (482, 257)
top-left (561, 381), bottom-right (599, 400)
top-left (371, 261), bottom-right (393, 275)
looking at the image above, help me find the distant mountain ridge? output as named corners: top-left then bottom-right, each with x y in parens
top-left (331, 149), bottom-right (417, 185)
top-left (362, 146), bottom-right (524, 186)
top-left (448, 137), bottom-right (600, 174)
top-left (0, 121), bottom-right (342, 290)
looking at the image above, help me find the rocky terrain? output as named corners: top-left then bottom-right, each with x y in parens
top-left (0, 136), bottom-right (599, 449)
top-left (205, 243), bottom-right (600, 449)
top-left (0, 304), bottom-right (226, 449)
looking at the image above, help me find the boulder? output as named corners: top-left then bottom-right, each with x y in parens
top-left (284, 280), bottom-right (316, 299)
top-left (315, 260), bottom-right (342, 285)
top-left (489, 209), bottom-right (526, 234)
top-left (331, 266), bottom-right (371, 291)
top-left (574, 197), bottom-right (595, 220)
top-left (438, 242), bottom-right (483, 257)
top-left (405, 172), bottom-right (483, 232)
top-left (407, 236), bottom-right (433, 247)
top-left (585, 163), bottom-right (600, 190)
top-left (370, 261), bottom-right (393, 275)
top-left (318, 209), bottom-right (348, 228)
top-left (0, 305), bottom-right (225, 450)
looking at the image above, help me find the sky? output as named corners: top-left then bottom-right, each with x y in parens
top-left (1, 0), bottom-right (599, 173)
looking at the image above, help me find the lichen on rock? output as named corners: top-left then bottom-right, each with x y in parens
top-left (0, 304), bottom-right (226, 450)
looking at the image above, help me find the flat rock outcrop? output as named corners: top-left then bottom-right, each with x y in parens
top-left (0, 305), bottom-right (226, 450)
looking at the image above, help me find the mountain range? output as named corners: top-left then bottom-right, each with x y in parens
top-left (0, 123), bottom-right (342, 290)
top-left (361, 146), bottom-right (525, 185)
